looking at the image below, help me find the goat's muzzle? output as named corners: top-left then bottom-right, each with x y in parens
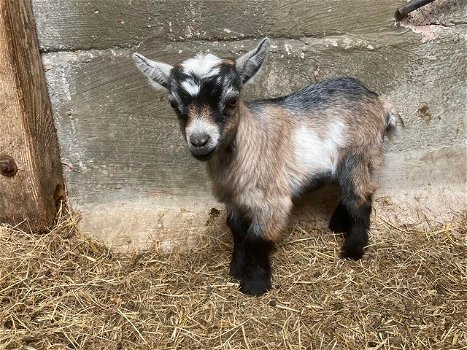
top-left (188, 132), bottom-right (217, 161)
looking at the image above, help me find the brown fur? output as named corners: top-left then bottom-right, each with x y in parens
top-left (207, 94), bottom-right (395, 242)
top-left (207, 103), bottom-right (295, 241)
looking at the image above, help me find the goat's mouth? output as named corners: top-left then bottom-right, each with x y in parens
top-left (193, 153), bottom-right (214, 161)
top-left (190, 147), bottom-right (216, 162)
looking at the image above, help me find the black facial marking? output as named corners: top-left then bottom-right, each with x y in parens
top-left (169, 63), bottom-right (241, 133)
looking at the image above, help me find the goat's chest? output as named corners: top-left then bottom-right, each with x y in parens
top-left (207, 155), bottom-right (288, 213)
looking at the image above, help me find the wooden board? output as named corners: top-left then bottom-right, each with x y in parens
top-left (0, 0), bottom-right (64, 230)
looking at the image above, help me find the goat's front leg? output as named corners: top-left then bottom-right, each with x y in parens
top-left (239, 200), bottom-right (291, 296)
top-left (226, 207), bottom-right (249, 280)
top-left (239, 222), bottom-right (274, 296)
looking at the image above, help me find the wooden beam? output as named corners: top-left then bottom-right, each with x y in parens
top-left (0, 0), bottom-right (64, 231)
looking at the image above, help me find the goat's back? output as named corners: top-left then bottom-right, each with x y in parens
top-left (252, 77), bottom-right (393, 147)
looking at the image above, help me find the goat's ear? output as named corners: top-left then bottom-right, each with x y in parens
top-left (132, 52), bottom-right (173, 90)
top-left (235, 37), bottom-right (271, 85)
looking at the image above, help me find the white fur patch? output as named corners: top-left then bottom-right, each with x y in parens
top-left (181, 53), bottom-right (222, 79)
top-left (387, 112), bottom-right (397, 129)
top-left (186, 118), bottom-right (220, 149)
top-left (181, 80), bottom-right (200, 97)
top-left (288, 121), bottom-right (346, 192)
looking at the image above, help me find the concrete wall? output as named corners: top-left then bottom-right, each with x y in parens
top-left (32, 0), bottom-right (466, 251)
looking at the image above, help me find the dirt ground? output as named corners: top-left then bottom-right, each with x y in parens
top-left (0, 210), bottom-right (466, 349)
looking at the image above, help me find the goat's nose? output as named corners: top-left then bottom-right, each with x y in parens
top-left (190, 133), bottom-right (210, 147)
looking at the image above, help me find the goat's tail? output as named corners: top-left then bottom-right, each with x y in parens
top-left (380, 97), bottom-right (404, 138)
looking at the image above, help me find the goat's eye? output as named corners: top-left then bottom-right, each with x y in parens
top-left (169, 100), bottom-right (177, 109)
top-left (226, 98), bottom-right (238, 109)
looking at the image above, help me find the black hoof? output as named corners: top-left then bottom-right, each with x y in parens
top-left (239, 267), bottom-right (272, 296)
top-left (340, 241), bottom-right (364, 260)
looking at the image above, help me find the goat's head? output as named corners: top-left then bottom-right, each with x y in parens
top-left (132, 38), bottom-right (271, 161)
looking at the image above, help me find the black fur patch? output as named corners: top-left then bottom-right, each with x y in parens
top-left (227, 210), bottom-right (249, 280)
top-left (227, 210), bottom-right (274, 296)
top-left (340, 202), bottom-right (371, 260)
top-left (250, 77), bottom-right (378, 114)
top-left (336, 154), bottom-right (373, 260)
top-left (329, 200), bottom-right (352, 234)
top-left (239, 235), bottom-right (274, 296)
top-left (169, 63), bottom-right (241, 131)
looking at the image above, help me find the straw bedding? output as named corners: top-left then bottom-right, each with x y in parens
top-left (0, 210), bottom-right (465, 349)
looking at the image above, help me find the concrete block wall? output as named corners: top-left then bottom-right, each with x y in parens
top-left (32, 0), bottom-right (466, 251)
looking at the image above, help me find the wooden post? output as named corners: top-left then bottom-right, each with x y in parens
top-left (0, 0), bottom-right (64, 231)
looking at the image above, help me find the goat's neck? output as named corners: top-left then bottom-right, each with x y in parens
top-left (206, 100), bottom-right (262, 177)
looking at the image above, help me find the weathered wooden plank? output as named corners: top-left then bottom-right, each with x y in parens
top-left (0, 0), bottom-right (64, 230)
top-left (32, 0), bottom-right (404, 51)
top-left (42, 30), bottom-right (466, 208)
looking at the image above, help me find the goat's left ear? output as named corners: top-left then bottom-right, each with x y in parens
top-left (235, 37), bottom-right (271, 85)
top-left (132, 52), bottom-right (173, 91)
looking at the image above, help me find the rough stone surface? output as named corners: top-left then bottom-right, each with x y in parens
top-left (33, 0), bottom-right (467, 251)
top-left (33, 0), bottom-right (403, 51)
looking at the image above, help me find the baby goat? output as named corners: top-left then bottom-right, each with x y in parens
top-left (133, 38), bottom-right (400, 296)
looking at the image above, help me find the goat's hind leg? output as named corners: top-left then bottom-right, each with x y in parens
top-left (340, 199), bottom-right (372, 260)
top-left (226, 207), bottom-right (249, 280)
top-left (339, 155), bottom-right (375, 260)
top-left (329, 200), bottom-right (352, 234)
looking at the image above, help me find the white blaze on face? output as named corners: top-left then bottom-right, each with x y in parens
top-left (181, 53), bottom-right (222, 80)
top-left (177, 54), bottom-right (222, 99)
top-left (181, 80), bottom-right (200, 97)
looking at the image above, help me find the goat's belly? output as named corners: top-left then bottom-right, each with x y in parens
top-left (287, 171), bottom-right (333, 197)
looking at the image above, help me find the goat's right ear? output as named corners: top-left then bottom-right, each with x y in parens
top-left (132, 52), bottom-right (173, 90)
top-left (235, 37), bottom-right (271, 86)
